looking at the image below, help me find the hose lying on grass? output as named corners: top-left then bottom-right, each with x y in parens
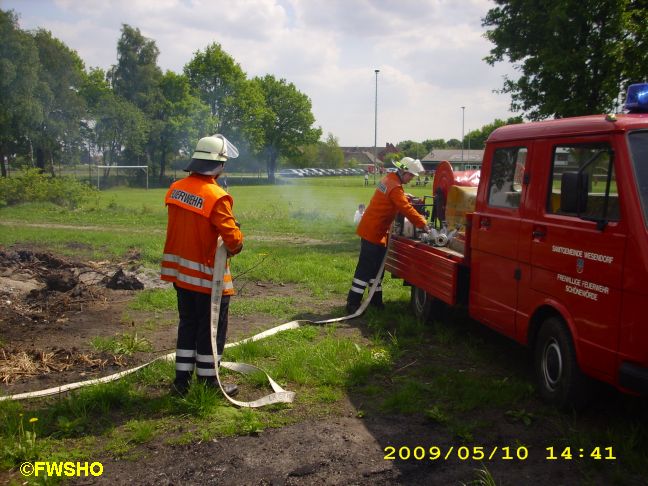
top-left (0, 240), bottom-right (385, 407)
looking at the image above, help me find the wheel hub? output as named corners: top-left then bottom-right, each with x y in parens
top-left (414, 288), bottom-right (426, 314)
top-left (542, 339), bottom-right (563, 391)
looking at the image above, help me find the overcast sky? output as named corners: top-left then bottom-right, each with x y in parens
top-left (2, 0), bottom-right (520, 147)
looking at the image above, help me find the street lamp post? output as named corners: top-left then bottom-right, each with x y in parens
top-left (461, 106), bottom-right (465, 163)
top-left (373, 69), bottom-right (380, 185)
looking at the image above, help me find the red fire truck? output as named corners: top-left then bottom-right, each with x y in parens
top-left (386, 84), bottom-right (648, 408)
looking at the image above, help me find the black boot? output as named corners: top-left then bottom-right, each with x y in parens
top-left (346, 290), bottom-right (362, 314)
top-left (346, 300), bottom-right (361, 314)
top-left (170, 371), bottom-right (192, 397)
top-left (170, 380), bottom-right (190, 397)
top-left (370, 291), bottom-right (384, 310)
top-left (198, 378), bottom-right (239, 397)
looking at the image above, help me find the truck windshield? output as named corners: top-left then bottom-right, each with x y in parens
top-left (628, 130), bottom-right (648, 228)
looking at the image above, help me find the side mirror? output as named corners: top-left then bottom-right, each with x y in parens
top-left (560, 172), bottom-right (589, 213)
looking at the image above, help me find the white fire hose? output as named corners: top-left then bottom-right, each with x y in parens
top-left (0, 239), bottom-right (386, 407)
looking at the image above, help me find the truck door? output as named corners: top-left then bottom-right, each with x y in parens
top-left (529, 139), bottom-right (625, 380)
top-left (470, 144), bottom-right (529, 336)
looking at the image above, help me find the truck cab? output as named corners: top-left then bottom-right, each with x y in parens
top-left (387, 84), bottom-right (648, 408)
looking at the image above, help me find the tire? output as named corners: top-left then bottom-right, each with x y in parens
top-left (534, 317), bottom-right (591, 410)
top-left (410, 286), bottom-right (443, 324)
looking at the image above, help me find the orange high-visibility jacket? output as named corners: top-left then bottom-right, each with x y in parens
top-left (161, 174), bottom-right (243, 295)
top-left (357, 172), bottom-right (427, 246)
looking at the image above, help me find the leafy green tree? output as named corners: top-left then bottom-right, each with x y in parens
top-left (184, 43), bottom-right (267, 150)
top-left (287, 143), bottom-right (318, 169)
top-left (153, 71), bottom-right (214, 181)
top-left (318, 133), bottom-right (345, 168)
top-left (0, 9), bottom-right (41, 176)
top-left (109, 24), bottom-right (163, 169)
top-left (94, 93), bottom-right (148, 169)
top-left (253, 75), bottom-right (321, 183)
top-left (446, 138), bottom-right (461, 149)
top-left (220, 77), bottom-right (267, 152)
top-left (79, 67), bottom-right (110, 163)
top-left (397, 140), bottom-right (427, 159)
top-left (81, 67), bottom-right (148, 170)
top-left (81, 67), bottom-right (112, 108)
top-left (422, 139), bottom-right (447, 151)
top-left (624, 1), bottom-right (648, 86)
top-left (483, 0), bottom-right (648, 120)
top-left (463, 116), bottom-right (523, 149)
top-left (347, 157), bottom-right (360, 168)
top-left (109, 24), bottom-right (162, 115)
top-left (383, 152), bottom-right (403, 166)
top-left (287, 134), bottom-right (343, 169)
top-left (31, 29), bottom-right (86, 173)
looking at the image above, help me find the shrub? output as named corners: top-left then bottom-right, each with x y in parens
top-left (0, 169), bottom-right (96, 208)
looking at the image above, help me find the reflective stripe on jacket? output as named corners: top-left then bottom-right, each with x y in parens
top-left (161, 173), bottom-right (243, 295)
top-left (357, 172), bottom-right (427, 246)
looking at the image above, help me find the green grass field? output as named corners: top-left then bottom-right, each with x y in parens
top-left (0, 176), bottom-right (432, 295)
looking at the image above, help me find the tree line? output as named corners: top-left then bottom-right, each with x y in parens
top-left (0, 11), bottom-right (321, 184)
top-left (390, 116), bottom-right (521, 162)
top-left (5, 2), bottom-right (645, 185)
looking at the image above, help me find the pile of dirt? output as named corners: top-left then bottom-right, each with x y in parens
top-left (0, 249), bottom-right (148, 327)
top-left (105, 268), bottom-right (144, 290)
top-left (0, 247), bottom-right (176, 396)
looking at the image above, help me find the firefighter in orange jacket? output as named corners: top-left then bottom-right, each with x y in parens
top-left (161, 134), bottom-right (243, 397)
top-left (346, 157), bottom-right (429, 313)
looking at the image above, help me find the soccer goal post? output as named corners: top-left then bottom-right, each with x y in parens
top-left (95, 165), bottom-right (149, 190)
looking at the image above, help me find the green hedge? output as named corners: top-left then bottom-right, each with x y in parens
top-left (0, 169), bottom-right (96, 208)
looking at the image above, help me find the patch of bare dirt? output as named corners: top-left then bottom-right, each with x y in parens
top-left (78, 405), bottom-right (600, 486)
top-left (0, 247), bottom-right (171, 396)
top-left (71, 373), bottom-right (645, 486)
top-left (245, 234), bottom-right (330, 245)
top-left (0, 220), bottom-right (164, 235)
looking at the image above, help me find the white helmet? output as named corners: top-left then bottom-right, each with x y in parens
top-left (393, 157), bottom-right (425, 176)
top-left (185, 134), bottom-right (239, 175)
top-left (191, 134), bottom-right (239, 161)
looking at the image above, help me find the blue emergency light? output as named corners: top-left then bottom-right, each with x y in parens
top-left (625, 83), bottom-right (648, 113)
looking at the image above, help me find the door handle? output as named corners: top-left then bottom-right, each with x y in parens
top-left (480, 217), bottom-right (491, 228)
top-left (532, 227), bottom-right (546, 239)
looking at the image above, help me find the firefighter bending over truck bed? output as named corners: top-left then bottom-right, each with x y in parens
top-left (346, 157), bottom-right (430, 314)
top-left (161, 134), bottom-right (243, 397)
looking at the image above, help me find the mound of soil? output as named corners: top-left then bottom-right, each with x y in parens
top-left (105, 268), bottom-right (144, 290)
top-left (0, 248), bottom-right (168, 396)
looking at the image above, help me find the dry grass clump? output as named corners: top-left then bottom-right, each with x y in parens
top-left (0, 348), bottom-right (124, 384)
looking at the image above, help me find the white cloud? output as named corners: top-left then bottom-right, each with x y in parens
top-left (4, 0), bottom-right (518, 145)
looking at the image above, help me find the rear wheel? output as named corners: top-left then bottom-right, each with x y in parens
top-left (410, 286), bottom-right (443, 324)
top-left (534, 317), bottom-right (591, 410)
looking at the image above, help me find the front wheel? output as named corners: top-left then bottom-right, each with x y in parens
top-left (533, 317), bottom-right (591, 410)
top-left (410, 286), bottom-right (443, 324)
